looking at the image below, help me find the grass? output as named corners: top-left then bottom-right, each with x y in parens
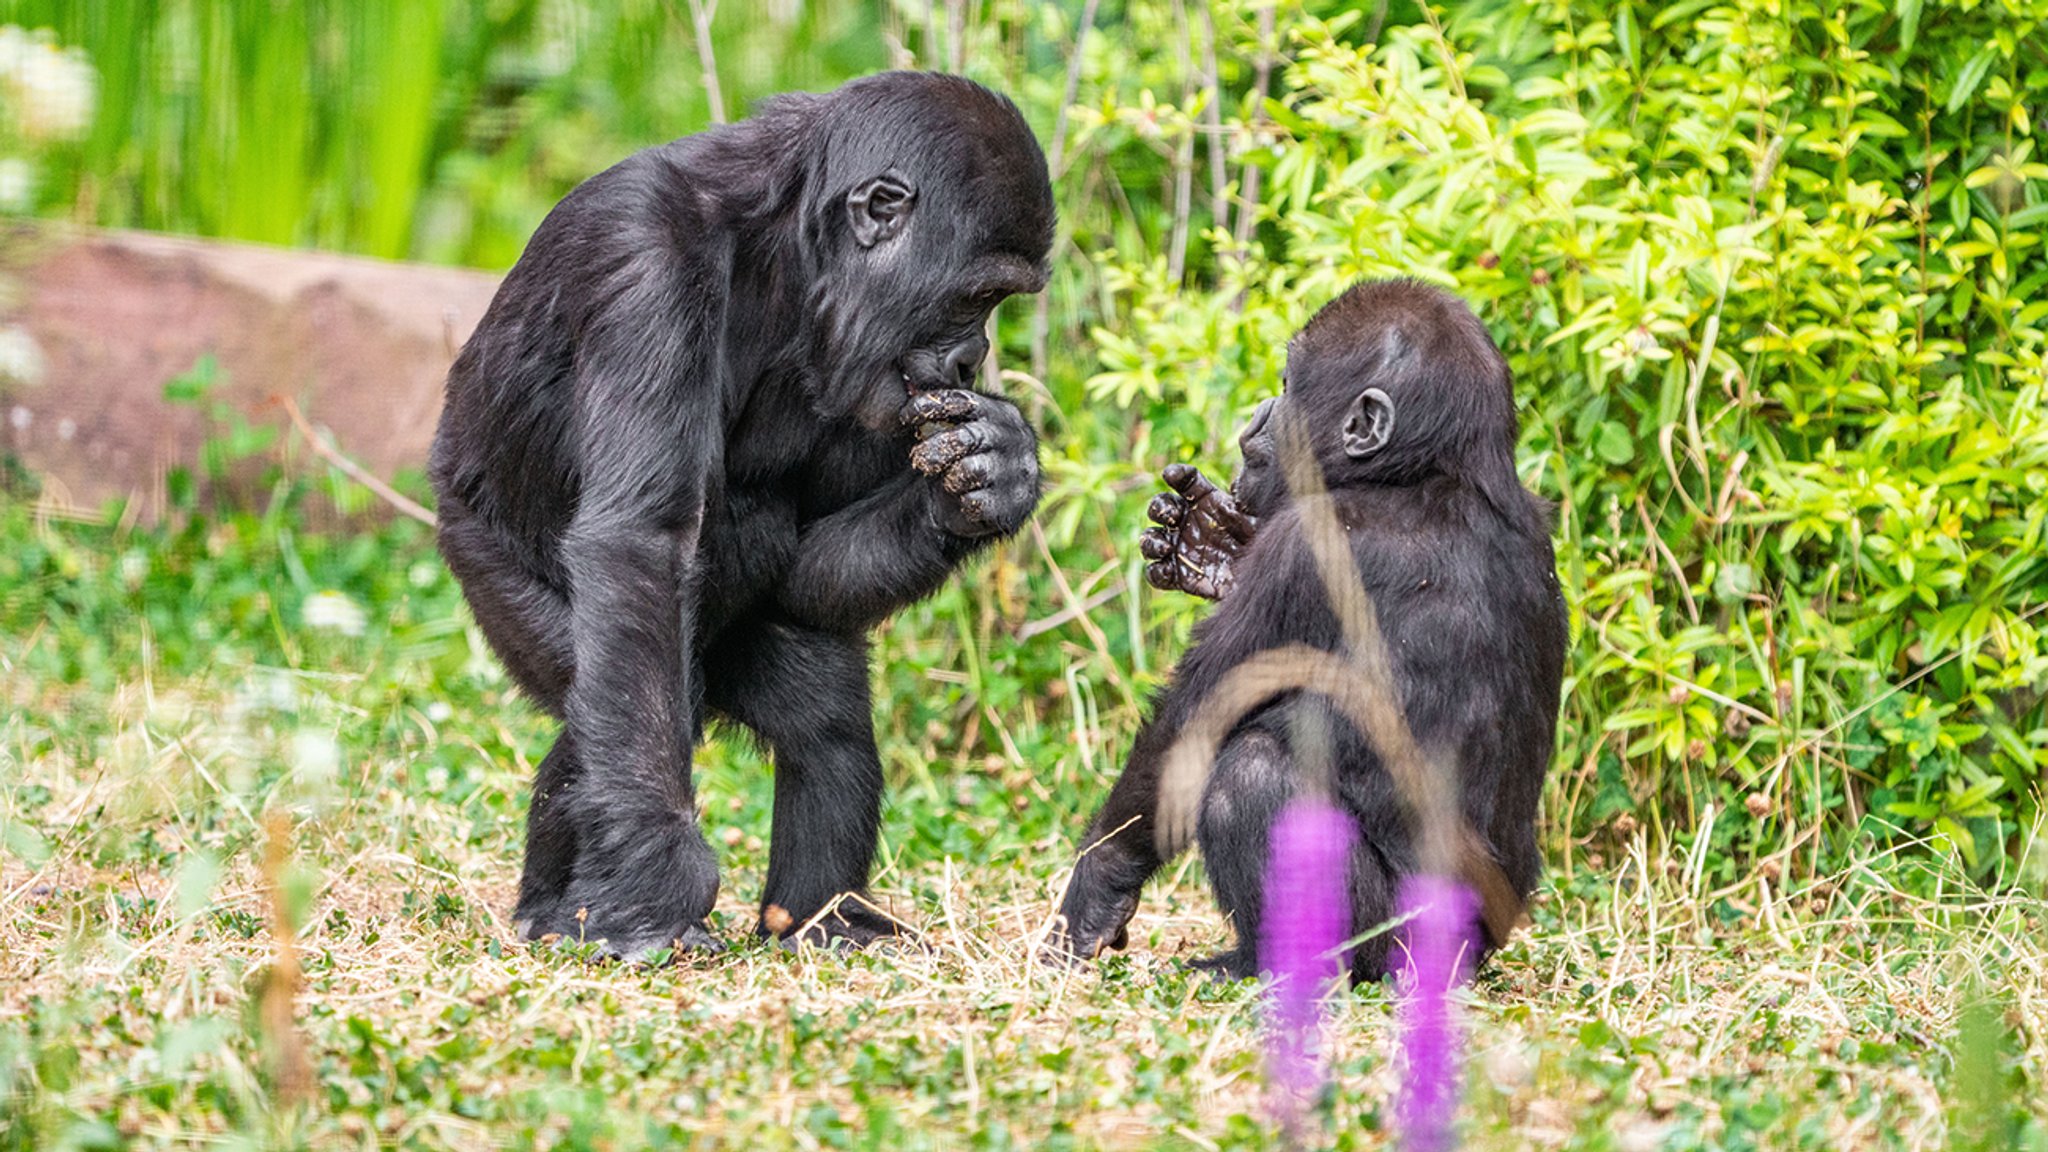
top-left (1, 486), bottom-right (2044, 1152)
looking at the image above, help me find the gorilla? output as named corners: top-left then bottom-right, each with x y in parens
top-left (1048, 280), bottom-right (1568, 982)
top-left (429, 72), bottom-right (1055, 960)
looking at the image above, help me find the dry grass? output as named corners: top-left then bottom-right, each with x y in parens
top-left (3, 654), bottom-right (2043, 1152)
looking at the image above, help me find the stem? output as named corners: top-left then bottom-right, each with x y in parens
top-left (684, 0), bottom-right (725, 124)
top-left (1197, 3), bottom-right (1228, 228)
top-left (1168, 0), bottom-right (1195, 282)
top-left (1229, 3), bottom-right (1276, 311)
top-left (1030, 0), bottom-right (1102, 381)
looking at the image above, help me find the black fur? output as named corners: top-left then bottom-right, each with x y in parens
top-left (429, 72), bottom-right (1055, 960)
top-left (1051, 280), bottom-right (1568, 982)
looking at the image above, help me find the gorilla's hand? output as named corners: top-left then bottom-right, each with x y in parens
top-left (904, 390), bottom-right (1041, 539)
top-left (1139, 463), bottom-right (1256, 601)
top-left (1039, 893), bottom-right (1135, 969)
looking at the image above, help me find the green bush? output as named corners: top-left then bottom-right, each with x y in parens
top-left (1083, 0), bottom-right (2048, 879)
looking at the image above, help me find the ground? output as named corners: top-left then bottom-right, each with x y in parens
top-left (1, 502), bottom-right (2042, 1151)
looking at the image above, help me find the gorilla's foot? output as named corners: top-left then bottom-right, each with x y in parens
top-left (513, 893), bottom-right (725, 961)
top-left (759, 896), bottom-right (918, 953)
top-left (517, 904), bottom-right (725, 964)
top-left (515, 877), bottom-right (724, 964)
top-left (1040, 885), bottom-right (1137, 969)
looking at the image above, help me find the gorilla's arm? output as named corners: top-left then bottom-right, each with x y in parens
top-left (1050, 508), bottom-right (1329, 961)
top-left (778, 388), bottom-right (1039, 630)
top-left (549, 250), bottom-right (727, 941)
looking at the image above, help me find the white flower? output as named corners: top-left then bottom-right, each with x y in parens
top-left (119, 550), bottom-right (148, 590)
top-left (0, 324), bottom-right (43, 386)
top-left (0, 156), bottom-right (33, 213)
top-left (0, 27), bottom-right (95, 142)
top-left (302, 590), bottom-right (367, 637)
top-left (291, 728), bottom-right (341, 782)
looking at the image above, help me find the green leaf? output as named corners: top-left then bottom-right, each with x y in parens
top-left (1594, 421), bottom-right (1635, 465)
top-left (1947, 49), bottom-right (1997, 115)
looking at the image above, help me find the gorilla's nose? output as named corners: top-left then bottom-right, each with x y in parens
top-left (944, 335), bottom-right (988, 388)
top-left (1239, 398), bottom-right (1277, 453)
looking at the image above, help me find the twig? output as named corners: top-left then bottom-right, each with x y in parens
top-left (684, 0), bottom-right (725, 124)
top-left (946, 0), bottom-right (966, 74)
top-left (260, 811), bottom-right (312, 1103)
top-left (1167, 0), bottom-right (1196, 282)
top-left (1028, 519), bottom-right (1137, 711)
top-left (1635, 493), bottom-right (1700, 624)
top-left (1030, 0), bottom-right (1102, 381)
top-left (1016, 579), bottom-right (1125, 641)
top-left (276, 395), bottom-right (438, 528)
top-left (1196, 3), bottom-right (1229, 227)
top-left (1228, 3), bottom-right (1277, 311)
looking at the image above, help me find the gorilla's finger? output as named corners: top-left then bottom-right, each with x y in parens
top-left (1145, 560), bottom-right (1181, 592)
top-left (1138, 527), bottom-right (1175, 562)
top-left (910, 424), bottom-right (987, 474)
top-left (1213, 494), bottom-right (1258, 542)
top-left (1163, 464), bottom-right (1221, 503)
top-left (1147, 491), bottom-right (1188, 528)
top-left (941, 451), bottom-right (996, 495)
top-left (901, 388), bottom-right (981, 427)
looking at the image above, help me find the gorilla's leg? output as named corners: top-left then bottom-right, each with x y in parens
top-left (1192, 728), bottom-right (1294, 980)
top-left (1193, 727), bottom-right (1407, 984)
top-left (707, 623), bottom-right (901, 948)
top-left (512, 729), bottom-right (579, 931)
top-left (438, 497), bottom-right (586, 932)
top-left (1342, 841), bottom-right (1402, 984)
top-left (435, 497), bottom-right (576, 714)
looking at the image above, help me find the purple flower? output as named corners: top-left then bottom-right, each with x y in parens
top-left (1259, 796), bottom-right (1358, 1139)
top-left (1394, 873), bottom-right (1480, 1152)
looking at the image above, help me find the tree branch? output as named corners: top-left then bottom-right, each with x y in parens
top-left (684, 0), bottom-right (725, 124)
top-left (1030, 0), bottom-right (1103, 381)
top-left (276, 395), bottom-right (438, 527)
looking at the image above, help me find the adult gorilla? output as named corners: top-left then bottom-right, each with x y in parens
top-left (430, 73), bottom-right (1055, 960)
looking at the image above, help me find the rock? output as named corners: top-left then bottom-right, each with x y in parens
top-left (0, 226), bottom-right (500, 519)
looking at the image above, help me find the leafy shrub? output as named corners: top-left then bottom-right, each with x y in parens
top-left (1081, 0), bottom-right (2048, 879)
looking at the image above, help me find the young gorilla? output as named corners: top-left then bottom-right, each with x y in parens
top-left (430, 73), bottom-right (1054, 960)
top-left (1049, 280), bottom-right (1567, 981)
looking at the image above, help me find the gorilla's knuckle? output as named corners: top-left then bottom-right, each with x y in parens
top-left (1148, 493), bottom-right (1185, 525)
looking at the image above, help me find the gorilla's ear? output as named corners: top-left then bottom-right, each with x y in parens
top-left (848, 173), bottom-right (917, 248)
top-left (1342, 388), bottom-right (1395, 459)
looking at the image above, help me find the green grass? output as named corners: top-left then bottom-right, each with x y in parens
top-left (1, 487), bottom-right (2043, 1151)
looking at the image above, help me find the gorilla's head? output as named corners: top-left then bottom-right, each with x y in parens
top-left (800, 72), bottom-right (1055, 431)
top-left (1231, 279), bottom-right (1519, 516)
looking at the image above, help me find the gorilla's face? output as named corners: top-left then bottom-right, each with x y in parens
top-left (1231, 395), bottom-right (1286, 518)
top-left (828, 182), bottom-right (1048, 432)
top-left (812, 85), bottom-right (1055, 433)
top-left (890, 250), bottom-right (1047, 395)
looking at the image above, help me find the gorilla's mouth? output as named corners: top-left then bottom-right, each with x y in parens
top-left (898, 361), bottom-right (947, 396)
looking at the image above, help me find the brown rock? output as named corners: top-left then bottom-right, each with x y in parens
top-left (2, 226), bottom-right (500, 518)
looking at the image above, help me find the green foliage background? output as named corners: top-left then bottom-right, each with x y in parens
top-left (7, 0), bottom-right (2047, 884)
